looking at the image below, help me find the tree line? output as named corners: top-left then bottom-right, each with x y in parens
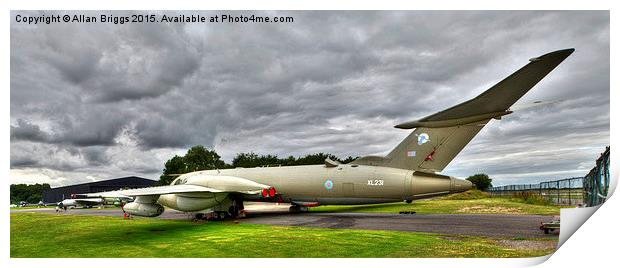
top-left (10, 183), bottom-right (51, 204)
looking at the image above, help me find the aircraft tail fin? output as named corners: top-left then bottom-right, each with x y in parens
top-left (351, 48), bottom-right (574, 172)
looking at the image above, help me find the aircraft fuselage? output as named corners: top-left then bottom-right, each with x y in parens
top-left (157, 164), bottom-right (472, 212)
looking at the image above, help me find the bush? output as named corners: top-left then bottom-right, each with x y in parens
top-left (466, 174), bottom-right (493, 191)
top-left (442, 189), bottom-right (491, 200)
top-left (510, 191), bottom-right (552, 206)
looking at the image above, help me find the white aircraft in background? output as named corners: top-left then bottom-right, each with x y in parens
top-left (57, 198), bottom-right (105, 208)
top-left (58, 193), bottom-right (133, 208)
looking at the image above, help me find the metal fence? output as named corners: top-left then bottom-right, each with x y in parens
top-left (488, 146), bottom-right (610, 207)
top-left (488, 177), bottom-right (584, 205)
top-left (583, 146), bottom-right (610, 207)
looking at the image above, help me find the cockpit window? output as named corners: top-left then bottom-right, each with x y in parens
top-left (173, 177), bottom-right (186, 185)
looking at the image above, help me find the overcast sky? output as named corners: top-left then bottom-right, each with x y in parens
top-left (10, 11), bottom-right (609, 187)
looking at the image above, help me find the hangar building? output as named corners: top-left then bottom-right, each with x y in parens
top-left (42, 176), bottom-right (158, 203)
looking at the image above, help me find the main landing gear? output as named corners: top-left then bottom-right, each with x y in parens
top-left (193, 199), bottom-right (244, 221)
top-left (193, 211), bottom-right (232, 221)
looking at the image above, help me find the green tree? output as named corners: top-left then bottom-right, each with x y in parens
top-left (466, 174), bottom-right (493, 191)
top-left (10, 183), bottom-right (51, 204)
top-left (232, 152), bottom-right (259, 168)
top-left (184, 145), bottom-right (226, 172)
top-left (159, 155), bottom-right (187, 185)
top-left (160, 147), bottom-right (361, 184)
top-left (231, 152), bottom-right (358, 168)
top-left (159, 146), bottom-right (226, 185)
top-left (341, 156), bottom-right (358, 164)
top-left (281, 156), bottom-right (297, 166)
top-left (232, 153), bottom-right (290, 168)
top-left (295, 153), bottom-right (339, 165)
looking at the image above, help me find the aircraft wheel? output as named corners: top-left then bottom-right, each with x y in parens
top-left (290, 205), bottom-right (308, 213)
top-left (219, 211), bottom-right (228, 220)
top-left (289, 205), bottom-right (300, 213)
top-left (228, 205), bottom-right (239, 218)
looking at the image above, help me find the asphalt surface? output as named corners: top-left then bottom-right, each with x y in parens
top-left (243, 212), bottom-right (555, 238)
top-left (12, 204), bottom-right (557, 238)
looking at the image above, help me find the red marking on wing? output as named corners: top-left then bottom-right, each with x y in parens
top-left (425, 148), bottom-right (436, 161)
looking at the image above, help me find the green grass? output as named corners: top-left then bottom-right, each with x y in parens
top-left (10, 213), bottom-right (555, 258)
top-left (10, 206), bottom-right (53, 210)
top-left (441, 189), bottom-right (491, 200)
top-left (310, 197), bottom-right (563, 215)
top-left (10, 206), bottom-right (120, 210)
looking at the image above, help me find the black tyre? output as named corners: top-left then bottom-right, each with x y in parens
top-left (289, 205), bottom-right (301, 213)
top-left (228, 205), bottom-right (239, 218)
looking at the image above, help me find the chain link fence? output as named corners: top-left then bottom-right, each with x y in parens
top-left (488, 177), bottom-right (583, 205)
top-left (488, 146), bottom-right (610, 207)
top-left (583, 146), bottom-right (610, 207)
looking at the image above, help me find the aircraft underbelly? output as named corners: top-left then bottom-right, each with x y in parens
top-left (302, 197), bottom-right (401, 205)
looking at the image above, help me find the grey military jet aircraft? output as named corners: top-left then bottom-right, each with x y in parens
top-left (89, 48), bottom-right (575, 218)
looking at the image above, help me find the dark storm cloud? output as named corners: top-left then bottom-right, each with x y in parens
top-left (10, 11), bottom-right (609, 186)
top-left (10, 112), bottom-right (126, 147)
top-left (10, 156), bottom-right (38, 167)
top-left (81, 147), bottom-right (111, 166)
top-left (10, 119), bottom-right (50, 143)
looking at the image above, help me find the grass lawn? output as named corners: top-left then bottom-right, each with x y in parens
top-left (310, 197), bottom-right (563, 215)
top-left (10, 213), bottom-right (556, 258)
top-left (10, 206), bottom-right (54, 210)
top-left (10, 206), bottom-right (120, 210)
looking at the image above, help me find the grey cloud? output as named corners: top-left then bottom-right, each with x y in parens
top-left (10, 119), bottom-right (50, 142)
top-left (59, 111), bottom-right (127, 147)
top-left (11, 111), bottom-right (127, 147)
top-left (80, 147), bottom-right (111, 166)
top-left (10, 156), bottom-right (38, 167)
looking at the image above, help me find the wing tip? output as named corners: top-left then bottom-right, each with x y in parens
top-left (531, 48), bottom-right (575, 62)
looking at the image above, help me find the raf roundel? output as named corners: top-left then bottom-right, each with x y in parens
top-left (324, 179), bottom-right (334, 190)
top-left (417, 133), bottom-right (430, 145)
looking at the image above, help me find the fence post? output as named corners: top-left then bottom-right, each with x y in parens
top-left (557, 180), bottom-right (560, 205)
top-left (568, 179), bottom-right (571, 206)
top-left (539, 183), bottom-right (542, 198)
